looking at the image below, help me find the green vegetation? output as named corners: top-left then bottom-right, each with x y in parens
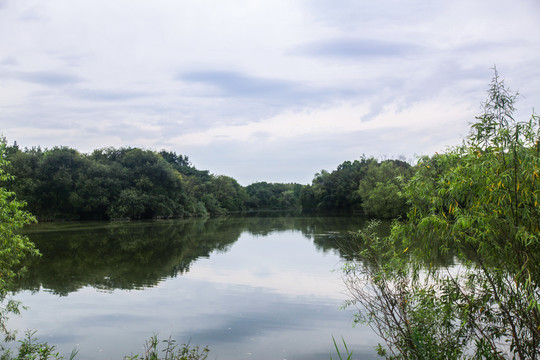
top-left (301, 158), bottom-right (373, 213)
top-left (1, 330), bottom-right (78, 360)
top-left (0, 139), bottom-right (38, 342)
top-left (300, 158), bottom-right (412, 218)
top-left (343, 70), bottom-right (540, 359)
top-left (124, 335), bottom-right (209, 360)
top-left (0, 142), bottom-right (209, 360)
top-left (331, 336), bottom-right (354, 360)
top-left (5, 146), bottom-right (311, 220)
top-left (245, 182), bottom-right (303, 210)
top-left (1, 331), bottom-right (208, 360)
top-left (357, 159), bottom-right (412, 219)
top-left (5, 146), bottom-right (239, 220)
top-left (0, 139), bottom-right (77, 359)
top-left (4, 143), bottom-right (412, 220)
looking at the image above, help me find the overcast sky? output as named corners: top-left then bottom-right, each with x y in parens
top-left (1, 0), bottom-right (539, 185)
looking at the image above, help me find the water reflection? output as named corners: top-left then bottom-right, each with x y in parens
top-left (7, 216), bottom-right (381, 360)
top-left (14, 216), bottom-right (369, 295)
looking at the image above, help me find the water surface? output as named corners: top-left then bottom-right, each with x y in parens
top-left (7, 216), bottom-right (381, 359)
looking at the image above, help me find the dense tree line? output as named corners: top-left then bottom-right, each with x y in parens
top-left (300, 157), bottom-right (413, 218)
top-left (245, 182), bottom-right (303, 210)
top-left (4, 143), bottom-right (414, 221)
top-left (4, 146), bottom-right (249, 220)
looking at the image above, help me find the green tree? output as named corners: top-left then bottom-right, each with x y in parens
top-left (246, 182), bottom-right (303, 210)
top-left (4, 147), bottom-right (42, 218)
top-left (36, 147), bottom-right (87, 220)
top-left (308, 158), bottom-right (374, 213)
top-left (344, 70), bottom-right (540, 359)
top-left (357, 160), bottom-right (412, 219)
top-left (96, 148), bottom-right (185, 219)
top-left (71, 159), bottom-right (122, 220)
top-left (207, 175), bottom-right (247, 212)
top-left (0, 138), bottom-right (38, 341)
top-left (299, 184), bottom-right (317, 211)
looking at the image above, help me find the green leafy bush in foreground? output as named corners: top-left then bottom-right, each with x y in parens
top-left (0, 330), bottom-right (78, 360)
top-left (343, 70), bottom-right (540, 359)
top-left (0, 137), bottom-right (39, 342)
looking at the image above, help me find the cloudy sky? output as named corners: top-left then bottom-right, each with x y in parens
top-left (1, 0), bottom-right (539, 185)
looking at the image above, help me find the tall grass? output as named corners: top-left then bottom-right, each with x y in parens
top-left (330, 336), bottom-right (354, 360)
top-left (124, 334), bottom-right (209, 360)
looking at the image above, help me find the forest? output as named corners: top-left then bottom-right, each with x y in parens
top-left (3, 143), bottom-right (413, 221)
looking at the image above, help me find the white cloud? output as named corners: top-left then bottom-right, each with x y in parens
top-left (170, 96), bottom-right (472, 148)
top-left (170, 103), bottom-right (369, 146)
top-left (0, 0), bottom-right (539, 183)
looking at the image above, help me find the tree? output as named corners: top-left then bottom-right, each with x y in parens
top-left (0, 138), bottom-right (38, 341)
top-left (207, 175), bottom-right (247, 212)
top-left (344, 70), bottom-right (540, 359)
top-left (246, 182), bottom-right (303, 210)
top-left (357, 160), bottom-right (412, 219)
top-left (4, 147), bottom-right (42, 217)
top-left (308, 158), bottom-right (375, 213)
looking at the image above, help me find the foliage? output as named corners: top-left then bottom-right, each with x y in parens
top-left (344, 222), bottom-right (470, 359)
top-left (1, 332), bottom-right (208, 360)
top-left (0, 330), bottom-right (78, 360)
top-left (1, 332), bottom-right (207, 360)
top-left (245, 182), bottom-right (303, 210)
top-left (302, 159), bottom-right (375, 213)
top-left (302, 157), bottom-right (412, 216)
top-left (5, 143), bottom-right (417, 219)
top-left (6, 147), bottom-right (252, 219)
top-left (0, 138), bottom-right (39, 342)
top-left (331, 336), bottom-right (354, 360)
top-left (357, 160), bottom-right (412, 219)
top-left (124, 335), bottom-right (209, 360)
top-left (343, 70), bottom-right (540, 359)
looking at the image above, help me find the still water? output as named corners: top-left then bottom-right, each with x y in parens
top-left (7, 216), bottom-right (381, 359)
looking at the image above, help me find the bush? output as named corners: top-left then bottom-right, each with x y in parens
top-left (124, 335), bottom-right (209, 360)
top-left (343, 70), bottom-right (540, 359)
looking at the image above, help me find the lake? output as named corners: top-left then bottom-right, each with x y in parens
top-left (6, 215), bottom-right (382, 359)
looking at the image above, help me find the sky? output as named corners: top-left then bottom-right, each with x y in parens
top-left (1, 0), bottom-right (539, 185)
